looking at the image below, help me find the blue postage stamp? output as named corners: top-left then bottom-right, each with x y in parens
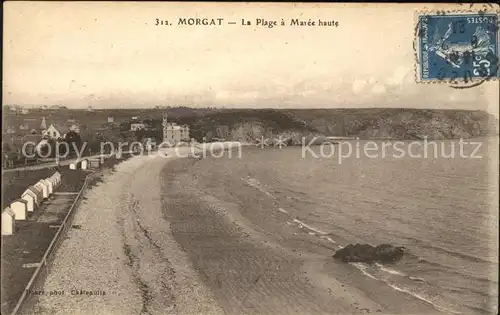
top-left (417, 12), bottom-right (499, 83)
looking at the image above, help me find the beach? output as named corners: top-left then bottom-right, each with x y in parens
top-left (29, 141), bottom-right (497, 315)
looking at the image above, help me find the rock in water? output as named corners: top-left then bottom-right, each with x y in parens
top-left (333, 243), bottom-right (405, 264)
top-left (375, 244), bottom-right (404, 263)
top-left (332, 244), bottom-right (376, 263)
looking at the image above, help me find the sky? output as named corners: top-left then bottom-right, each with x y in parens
top-left (3, 2), bottom-right (499, 116)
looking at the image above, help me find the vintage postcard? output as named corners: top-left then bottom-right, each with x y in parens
top-left (2, 2), bottom-right (499, 315)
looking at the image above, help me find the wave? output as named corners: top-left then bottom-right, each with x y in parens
top-left (323, 236), bottom-right (337, 245)
top-left (447, 286), bottom-right (497, 299)
top-left (278, 208), bottom-right (289, 214)
top-left (241, 176), bottom-right (276, 200)
top-left (402, 235), bottom-right (498, 265)
top-left (351, 263), bottom-right (460, 315)
top-left (404, 253), bottom-right (498, 285)
top-left (422, 243), bottom-right (497, 265)
top-left (292, 218), bottom-right (328, 236)
top-left (351, 263), bottom-right (379, 280)
top-left (374, 263), bottom-right (408, 277)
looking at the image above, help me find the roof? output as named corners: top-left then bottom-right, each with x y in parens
top-left (47, 124), bottom-right (64, 131)
top-left (11, 199), bottom-right (28, 204)
top-left (2, 207), bottom-right (15, 217)
top-left (166, 124), bottom-right (189, 131)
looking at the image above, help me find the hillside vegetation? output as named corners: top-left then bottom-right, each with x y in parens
top-left (170, 108), bottom-right (498, 142)
top-left (290, 108), bottom-right (499, 140)
top-left (3, 108), bottom-right (498, 145)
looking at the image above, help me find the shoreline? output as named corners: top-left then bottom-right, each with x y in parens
top-left (30, 152), bottom-right (223, 315)
top-left (185, 142), bottom-right (497, 314)
top-left (159, 153), bottom-right (445, 314)
top-left (25, 142), bottom-right (481, 314)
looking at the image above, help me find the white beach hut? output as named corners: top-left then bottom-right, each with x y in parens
top-left (81, 159), bottom-right (89, 170)
top-left (24, 186), bottom-right (43, 206)
top-left (10, 199), bottom-right (28, 220)
top-left (89, 158), bottom-right (100, 168)
top-left (21, 191), bottom-right (36, 212)
top-left (2, 208), bottom-right (16, 235)
top-left (46, 177), bottom-right (58, 193)
top-left (40, 179), bottom-right (53, 195)
top-left (69, 160), bottom-right (82, 170)
top-left (49, 175), bottom-right (60, 188)
top-left (35, 181), bottom-right (49, 199)
top-left (51, 171), bottom-right (62, 186)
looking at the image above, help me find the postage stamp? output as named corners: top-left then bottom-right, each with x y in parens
top-left (416, 11), bottom-right (500, 84)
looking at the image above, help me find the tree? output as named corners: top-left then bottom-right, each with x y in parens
top-left (120, 122), bottom-right (131, 131)
top-left (65, 130), bottom-right (82, 154)
top-left (2, 142), bottom-right (12, 152)
top-left (135, 128), bottom-right (146, 141)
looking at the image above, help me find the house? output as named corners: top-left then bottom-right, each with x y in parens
top-left (162, 113), bottom-right (190, 145)
top-left (144, 138), bottom-right (157, 151)
top-left (131, 123), bottom-right (146, 131)
top-left (19, 123), bottom-right (30, 131)
top-left (42, 124), bottom-right (63, 139)
top-left (108, 117), bottom-right (114, 123)
top-left (5, 126), bottom-right (16, 134)
top-left (16, 118), bottom-right (40, 134)
top-left (18, 118), bottom-right (39, 134)
top-left (21, 108), bottom-right (29, 115)
top-left (164, 124), bottom-right (190, 144)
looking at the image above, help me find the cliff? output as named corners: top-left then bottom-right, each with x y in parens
top-left (172, 108), bottom-right (498, 142)
top-left (290, 108), bottom-right (499, 140)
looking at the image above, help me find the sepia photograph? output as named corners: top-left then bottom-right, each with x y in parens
top-left (2, 2), bottom-right (499, 315)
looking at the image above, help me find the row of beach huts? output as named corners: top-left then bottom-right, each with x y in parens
top-left (1, 156), bottom-right (108, 236)
top-left (2, 172), bottom-right (62, 236)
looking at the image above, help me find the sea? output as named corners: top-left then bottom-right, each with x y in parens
top-left (201, 137), bottom-right (499, 314)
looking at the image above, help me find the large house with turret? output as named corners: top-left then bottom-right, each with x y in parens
top-left (162, 113), bottom-right (190, 145)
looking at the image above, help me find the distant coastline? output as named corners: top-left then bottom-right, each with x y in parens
top-left (3, 107), bottom-right (498, 144)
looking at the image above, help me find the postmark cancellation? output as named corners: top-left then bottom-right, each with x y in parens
top-left (415, 10), bottom-right (500, 85)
